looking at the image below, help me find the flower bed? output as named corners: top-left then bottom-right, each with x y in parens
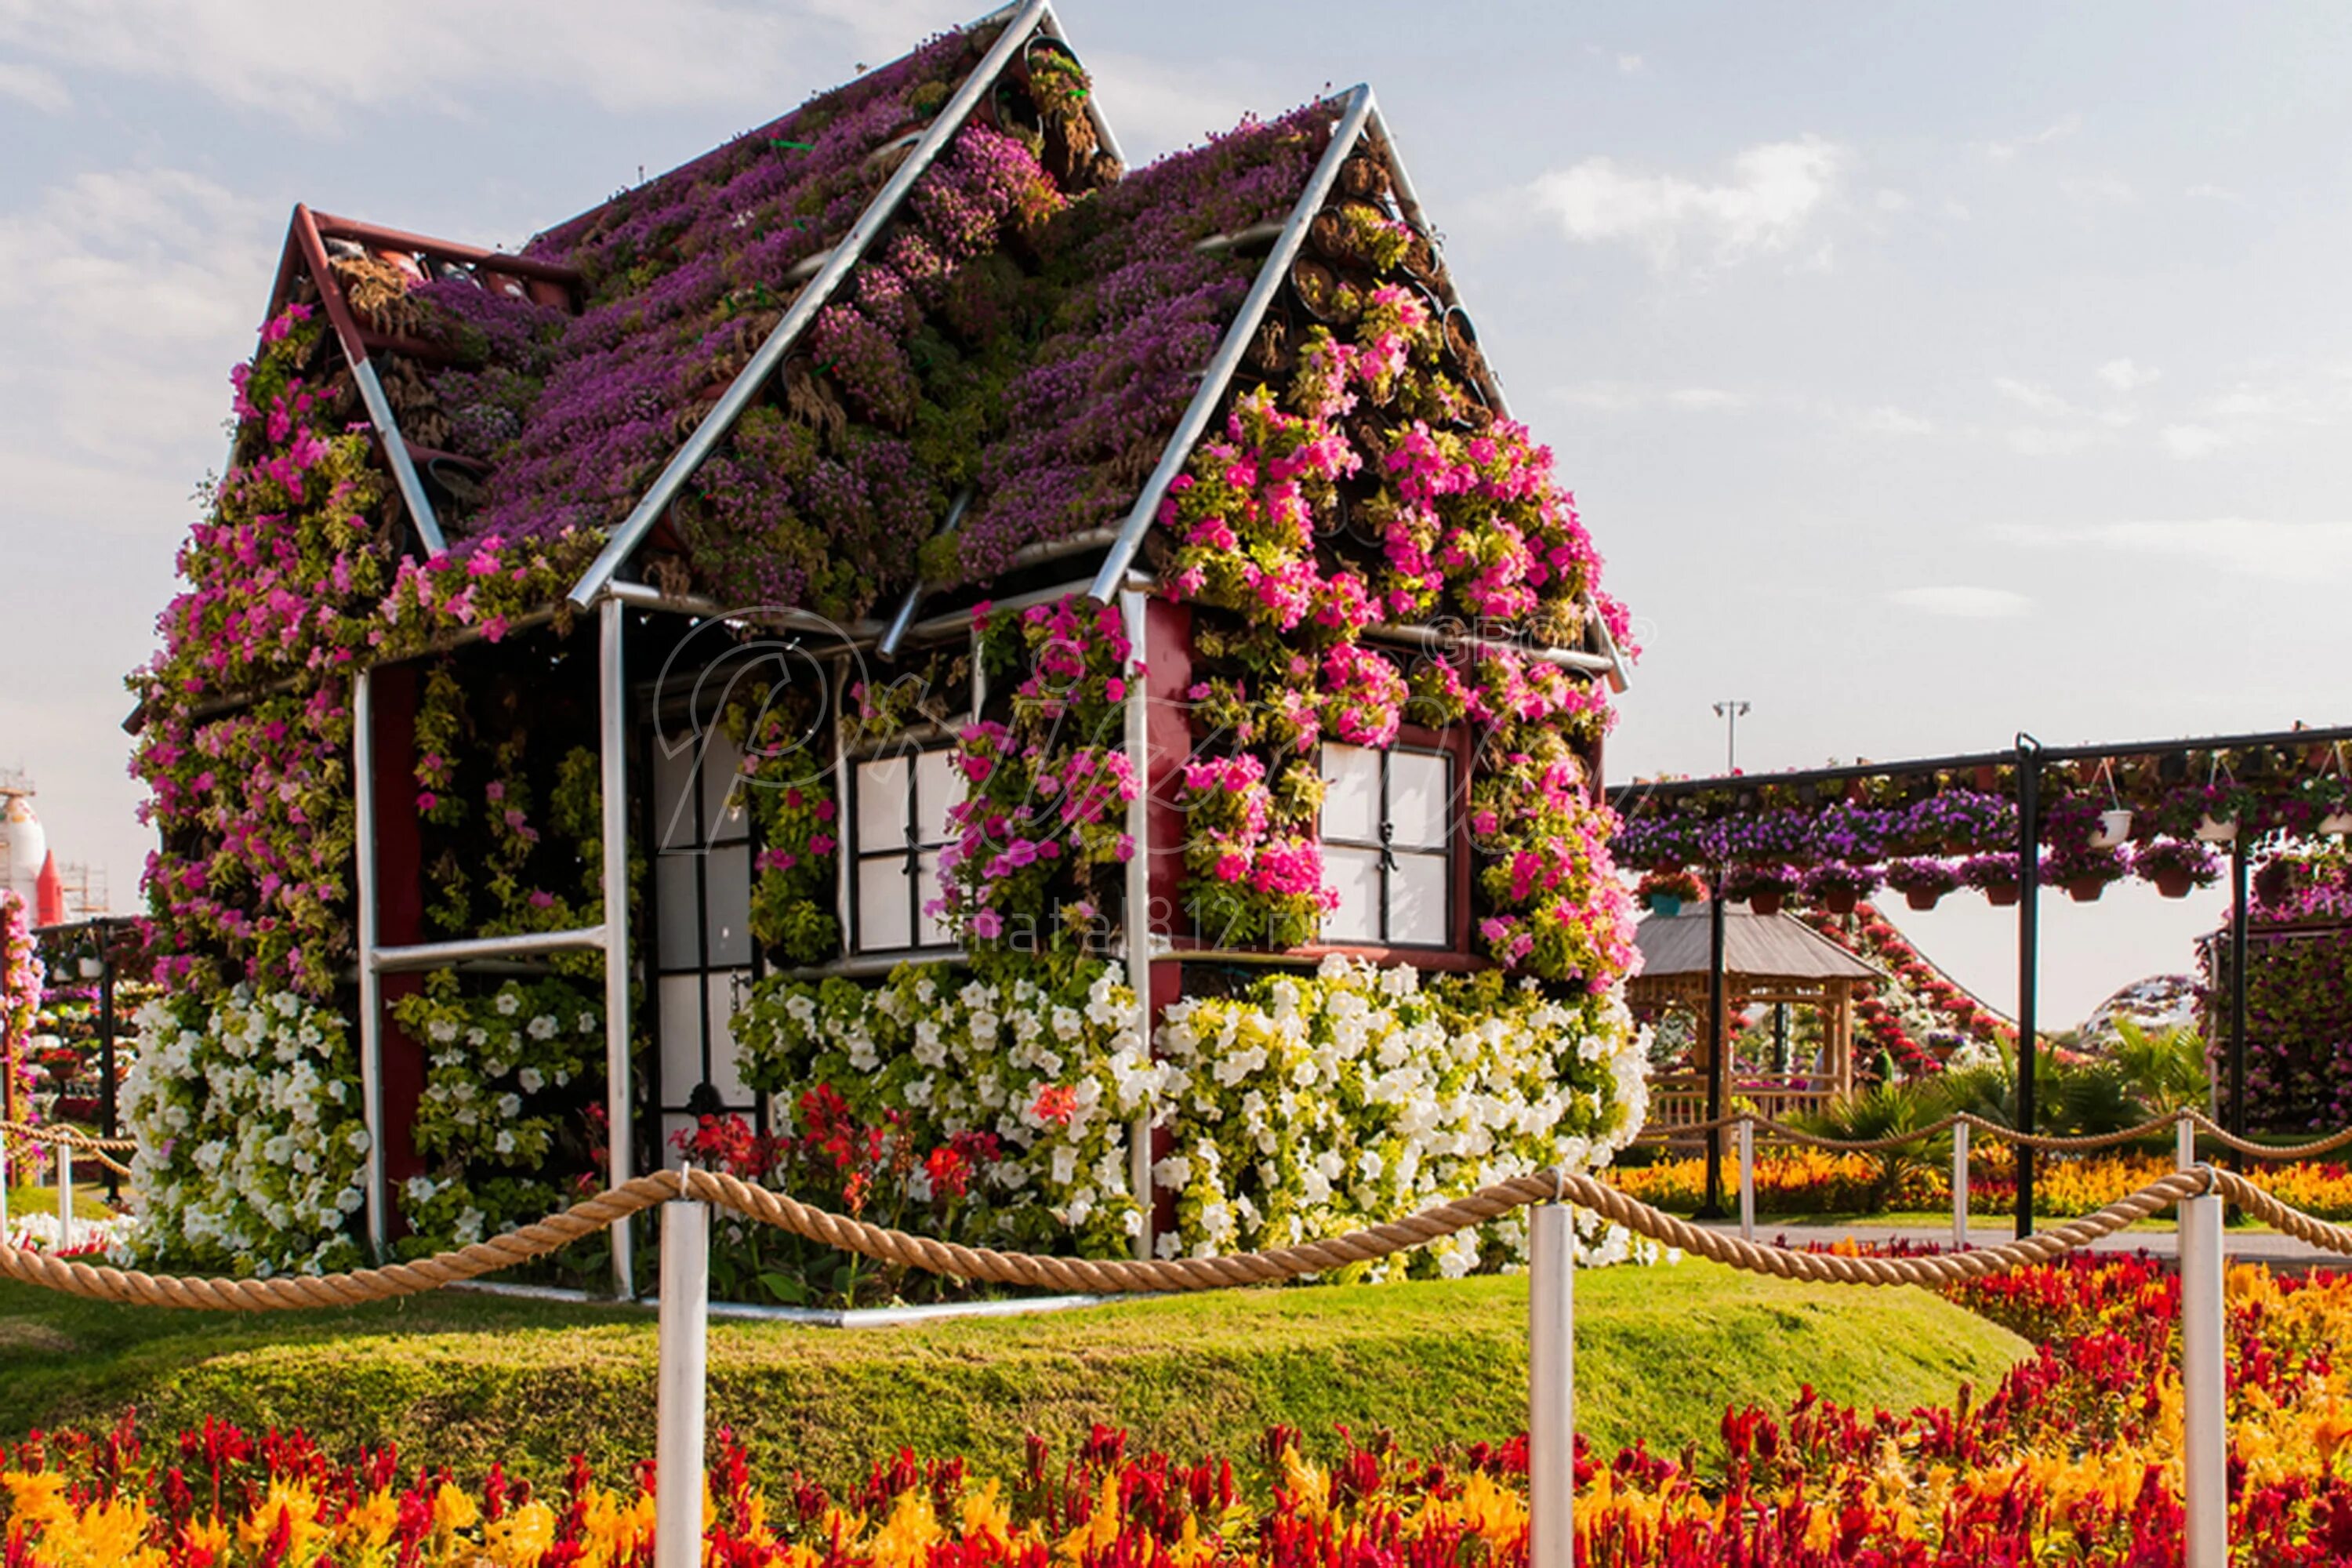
top-left (17, 1256), bottom-right (2352, 1563)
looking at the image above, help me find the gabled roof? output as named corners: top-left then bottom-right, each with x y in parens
top-left (1634, 906), bottom-right (1882, 984)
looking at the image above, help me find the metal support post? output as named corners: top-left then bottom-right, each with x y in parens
top-left (1951, 1120), bottom-right (1969, 1248)
top-left (2015, 735), bottom-right (2042, 1239)
top-left (1737, 1118), bottom-right (1755, 1241)
top-left (1527, 1201), bottom-right (1574, 1568)
top-left (2179, 1181), bottom-right (2228, 1568)
top-left (2177, 1111), bottom-right (2196, 1171)
top-left (600, 597), bottom-right (637, 1298)
top-left (1700, 878), bottom-right (1728, 1217)
top-left (1120, 588), bottom-right (1155, 1264)
top-left (54, 1139), bottom-right (71, 1251)
top-left (0, 1137), bottom-right (10, 1235)
top-left (655, 1181), bottom-right (710, 1568)
top-left (353, 669), bottom-right (388, 1258)
top-left (2227, 839), bottom-right (2250, 1172)
top-left (97, 948), bottom-right (119, 1204)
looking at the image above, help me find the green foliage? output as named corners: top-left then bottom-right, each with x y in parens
top-left (0, 1266), bottom-right (2024, 1488)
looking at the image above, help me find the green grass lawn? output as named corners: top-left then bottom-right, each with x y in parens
top-left (0, 1263), bottom-right (2024, 1486)
top-left (2, 1181), bottom-right (118, 1225)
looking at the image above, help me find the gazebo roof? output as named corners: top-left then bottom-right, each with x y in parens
top-left (1632, 905), bottom-right (1880, 985)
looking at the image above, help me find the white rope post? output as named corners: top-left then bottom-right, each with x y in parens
top-left (2176, 1111), bottom-right (2196, 1171)
top-left (1, 1135), bottom-right (11, 1237)
top-left (654, 1176), bottom-right (710, 1568)
top-left (1951, 1120), bottom-right (1969, 1249)
top-left (2179, 1174), bottom-right (2227, 1568)
top-left (1737, 1117), bottom-right (1755, 1241)
top-left (54, 1139), bottom-right (71, 1252)
top-left (1527, 1198), bottom-right (1575, 1568)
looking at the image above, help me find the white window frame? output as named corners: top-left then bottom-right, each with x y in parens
top-left (1319, 740), bottom-right (1456, 949)
top-left (848, 739), bottom-right (965, 954)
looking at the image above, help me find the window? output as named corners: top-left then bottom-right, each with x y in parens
top-left (1319, 742), bottom-right (1454, 947)
top-left (851, 743), bottom-right (964, 953)
top-left (650, 722), bottom-right (757, 1151)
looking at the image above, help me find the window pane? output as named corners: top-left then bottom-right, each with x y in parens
top-left (706, 972), bottom-right (753, 1104)
top-left (701, 728), bottom-right (750, 846)
top-left (1322, 745), bottom-right (1381, 843)
top-left (1323, 846), bottom-right (1381, 944)
top-left (855, 754), bottom-right (912, 852)
top-left (659, 973), bottom-right (708, 1097)
top-left (916, 848), bottom-right (953, 947)
top-left (1389, 751), bottom-right (1451, 850)
top-left (654, 853), bottom-right (702, 970)
top-left (702, 843), bottom-right (753, 966)
top-left (653, 738), bottom-right (699, 852)
top-left (914, 748), bottom-right (964, 845)
top-left (856, 855), bottom-right (913, 952)
top-left (1391, 851), bottom-right (1450, 946)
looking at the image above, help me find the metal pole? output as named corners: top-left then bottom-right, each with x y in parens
top-left (1526, 1200), bottom-right (1574, 1568)
top-left (2015, 735), bottom-right (2042, 1239)
top-left (1737, 1117), bottom-right (1755, 1241)
top-left (655, 1181), bottom-right (710, 1568)
top-left (96, 946), bottom-right (119, 1204)
top-left (54, 1138), bottom-right (70, 1251)
top-left (600, 596), bottom-right (637, 1298)
top-left (1120, 588), bottom-right (1155, 1264)
top-left (1701, 880), bottom-right (1728, 1218)
top-left (2177, 1110), bottom-right (2196, 1171)
top-left (353, 669), bottom-right (387, 1258)
top-left (1, 1136), bottom-right (10, 1236)
top-left (2179, 1181), bottom-right (2228, 1568)
top-left (1951, 1120), bottom-right (1969, 1248)
top-left (2228, 838), bottom-right (2250, 1173)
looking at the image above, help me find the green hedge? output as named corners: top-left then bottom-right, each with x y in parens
top-left (0, 1265), bottom-right (2023, 1485)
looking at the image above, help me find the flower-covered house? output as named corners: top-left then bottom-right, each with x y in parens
top-left (125, 1), bottom-right (1648, 1292)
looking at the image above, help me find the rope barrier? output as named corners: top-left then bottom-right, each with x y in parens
top-left (0, 1121), bottom-right (137, 1153)
top-left (5, 1156), bottom-right (2346, 1313)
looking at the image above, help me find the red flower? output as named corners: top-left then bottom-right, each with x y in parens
top-left (1031, 1084), bottom-right (1079, 1127)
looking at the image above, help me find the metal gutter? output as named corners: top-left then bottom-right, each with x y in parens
top-left (291, 205), bottom-right (449, 556)
top-left (1084, 85), bottom-right (1375, 604)
top-left (372, 925), bottom-right (606, 974)
top-left (565, 0), bottom-right (1060, 608)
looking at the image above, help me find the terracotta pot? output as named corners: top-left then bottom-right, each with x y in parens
top-left (1974, 765), bottom-right (1999, 791)
top-left (2066, 876), bottom-right (2105, 903)
top-left (2154, 867), bottom-right (2195, 900)
top-left (1904, 887), bottom-right (1944, 912)
top-left (1985, 882), bottom-right (2021, 908)
top-left (1824, 887), bottom-right (1860, 916)
top-left (1749, 891), bottom-right (1784, 916)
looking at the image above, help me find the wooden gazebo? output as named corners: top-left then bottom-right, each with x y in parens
top-left (1629, 903), bottom-right (1880, 1132)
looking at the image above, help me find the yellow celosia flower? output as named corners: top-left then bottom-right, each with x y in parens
top-left (485, 1497), bottom-right (559, 1566)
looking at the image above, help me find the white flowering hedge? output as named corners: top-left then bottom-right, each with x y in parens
top-left (732, 953), bottom-right (1653, 1275)
top-left (120, 988), bottom-right (371, 1276)
top-left (1154, 957), bottom-right (1653, 1274)
top-left (730, 957), bottom-right (1160, 1258)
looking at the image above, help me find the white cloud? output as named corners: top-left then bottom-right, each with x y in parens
top-left (1998, 519), bottom-right (2352, 583)
top-left (1993, 376), bottom-right (2074, 417)
top-left (2161, 423), bottom-right (2230, 459)
top-left (1984, 113), bottom-right (2081, 161)
top-left (1887, 586), bottom-right (2032, 619)
top-left (0, 60), bottom-right (69, 111)
top-left (1527, 136), bottom-right (1851, 268)
top-left (1081, 49), bottom-right (1265, 160)
top-left (2059, 172), bottom-right (2137, 205)
top-left (2097, 358), bottom-right (2159, 393)
top-left (0, 0), bottom-right (975, 118)
top-left (1552, 383), bottom-right (1752, 413)
top-left (1855, 405), bottom-right (1933, 436)
top-left (1616, 53), bottom-right (1646, 75)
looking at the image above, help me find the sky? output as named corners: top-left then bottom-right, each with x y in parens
top-left (3, 1), bottom-right (2345, 1024)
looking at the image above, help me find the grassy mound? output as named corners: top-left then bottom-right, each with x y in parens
top-left (0, 1264), bottom-right (2023, 1484)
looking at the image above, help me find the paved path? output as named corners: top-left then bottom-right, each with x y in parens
top-left (1688, 1219), bottom-right (2348, 1269)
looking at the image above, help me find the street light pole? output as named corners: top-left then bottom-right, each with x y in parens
top-left (1712, 701), bottom-right (1751, 775)
top-left (1698, 702), bottom-right (1748, 1221)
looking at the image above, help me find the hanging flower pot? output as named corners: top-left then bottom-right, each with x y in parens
top-left (2324, 811), bottom-right (2352, 836)
top-left (2089, 809), bottom-right (2133, 849)
top-left (2154, 867), bottom-right (2195, 899)
top-left (1749, 891), bottom-right (1784, 916)
top-left (1973, 765), bottom-right (1999, 791)
top-left (2066, 876), bottom-right (2106, 903)
top-left (1645, 893), bottom-right (1684, 918)
top-left (1823, 887), bottom-right (1860, 916)
top-left (1984, 880), bottom-right (2021, 908)
top-left (1904, 886), bottom-right (1944, 912)
top-left (2194, 815), bottom-right (2238, 844)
